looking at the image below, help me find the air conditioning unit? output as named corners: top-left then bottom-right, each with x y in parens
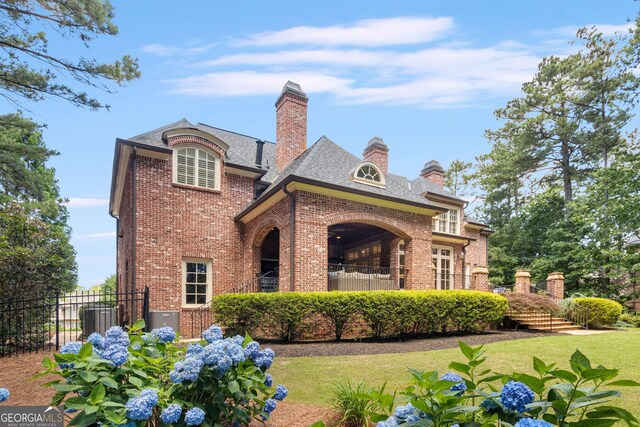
top-left (82, 307), bottom-right (117, 338)
top-left (148, 311), bottom-right (180, 331)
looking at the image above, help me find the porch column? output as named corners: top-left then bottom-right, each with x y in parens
top-left (546, 272), bottom-right (565, 300)
top-left (471, 266), bottom-right (490, 292)
top-left (405, 237), bottom-right (431, 290)
top-left (514, 270), bottom-right (531, 294)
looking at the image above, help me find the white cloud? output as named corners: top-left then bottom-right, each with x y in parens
top-left (65, 198), bottom-right (109, 208)
top-left (141, 43), bottom-right (218, 56)
top-left (533, 23), bottom-right (634, 38)
top-left (75, 232), bottom-right (116, 239)
top-left (236, 17), bottom-right (454, 47)
top-left (168, 71), bottom-right (352, 96)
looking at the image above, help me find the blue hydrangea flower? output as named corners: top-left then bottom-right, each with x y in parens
top-left (64, 408), bottom-right (77, 413)
top-left (170, 357), bottom-right (204, 383)
top-left (377, 416), bottom-right (399, 426)
top-left (515, 419), bottom-right (553, 427)
top-left (125, 396), bottom-right (155, 420)
top-left (0, 388), bottom-right (9, 403)
top-left (500, 381), bottom-right (535, 413)
top-left (441, 372), bottom-right (467, 395)
top-left (151, 326), bottom-right (176, 343)
top-left (185, 407), bottom-right (206, 426)
top-left (264, 398), bottom-right (277, 414)
top-left (274, 384), bottom-right (288, 401)
top-left (59, 341), bottom-right (82, 368)
top-left (244, 341), bottom-right (260, 358)
top-left (227, 335), bottom-right (244, 346)
top-left (223, 341), bottom-right (246, 365)
top-left (105, 326), bottom-right (130, 348)
top-left (394, 403), bottom-right (416, 420)
top-left (202, 342), bottom-right (226, 365)
top-left (202, 325), bottom-right (223, 343)
top-left (102, 345), bottom-right (128, 366)
top-left (186, 343), bottom-right (205, 357)
top-left (264, 374), bottom-right (273, 387)
top-left (86, 333), bottom-right (105, 351)
top-left (139, 389), bottom-right (158, 406)
top-left (253, 348), bottom-right (275, 369)
top-left (481, 398), bottom-right (500, 411)
top-left (160, 404), bottom-right (182, 424)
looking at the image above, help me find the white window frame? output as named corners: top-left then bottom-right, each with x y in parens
top-left (182, 258), bottom-right (213, 307)
top-left (172, 144), bottom-right (221, 191)
top-left (352, 162), bottom-right (386, 187)
top-left (432, 245), bottom-right (454, 290)
top-left (432, 207), bottom-right (460, 235)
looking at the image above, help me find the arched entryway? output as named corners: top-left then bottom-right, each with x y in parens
top-left (256, 227), bottom-right (280, 292)
top-left (327, 222), bottom-right (407, 291)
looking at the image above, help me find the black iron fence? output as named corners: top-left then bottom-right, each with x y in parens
top-left (189, 271), bottom-right (278, 338)
top-left (0, 288), bottom-right (149, 357)
top-left (327, 264), bottom-right (407, 291)
top-left (530, 282), bottom-right (548, 295)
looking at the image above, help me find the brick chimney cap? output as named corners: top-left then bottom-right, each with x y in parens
top-left (421, 160), bottom-right (444, 175)
top-left (276, 81), bottom-right (308, 105)
top-left (364, 136), bottom-right (388, 152)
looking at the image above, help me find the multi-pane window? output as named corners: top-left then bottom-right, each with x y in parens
top-left (345, 241), bottom-right (381, 266)
top-left (353, 163), bottom-right (385, 186)
top-left (432, 246), bottom-right (453, 290)
top-left (432, 208), bottom-right (459, 234)
top-left (175, 147), bottom-right (219, 190)
top-left (183, 260), bottom-right (210, 305)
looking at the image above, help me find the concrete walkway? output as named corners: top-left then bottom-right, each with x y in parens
top-left (559, 328), bottom-right (620, 335)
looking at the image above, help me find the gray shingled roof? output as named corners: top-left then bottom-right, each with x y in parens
top-left (127, 119), bottom-right (278, 177)
top-left (123, 119), bottom-right (460, 207)
top-left (258, 136), bottom-right (431, 206)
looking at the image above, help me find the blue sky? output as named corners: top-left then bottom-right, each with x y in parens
top-left (7, 1), bottom-right (636, 288)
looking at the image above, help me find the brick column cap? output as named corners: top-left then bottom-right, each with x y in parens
top-left (471, 266), bottom-right (489, 274)
top-left (547, 272), bottom-right (564, 280)
top-left (515, 270), bottom-right (531, 278)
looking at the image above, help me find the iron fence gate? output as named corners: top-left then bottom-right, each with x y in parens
top-left (0, 287), bottom-right (149, 357)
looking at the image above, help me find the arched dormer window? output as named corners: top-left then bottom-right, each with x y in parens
top-left (173, 145), bottom-right (221, 191)
top-left (352, 162), bottom-right (385, 187)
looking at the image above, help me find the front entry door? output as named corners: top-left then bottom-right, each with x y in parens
top-left (432, 245), bottom-right (454, 290)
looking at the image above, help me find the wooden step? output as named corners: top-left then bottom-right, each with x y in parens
top-left (506, 312), bottom-right (584, 331)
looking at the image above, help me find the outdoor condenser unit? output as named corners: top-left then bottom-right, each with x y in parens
top-left (148, 311), bottom-right (180, 331)
top-left (83, 307), bottom-right (117, 338)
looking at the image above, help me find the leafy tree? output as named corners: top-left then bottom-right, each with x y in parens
top-left (0, 0), bottom-right (140, 109)
top-left (444, 160), bottom-right (473, 197)
top-left (0, 201), bottom-right (76, 299)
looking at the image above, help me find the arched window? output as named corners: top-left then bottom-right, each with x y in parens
top-left (173, 146), bottom-right (221, 190)
top-left (352, 162), bottom-right (385, 187)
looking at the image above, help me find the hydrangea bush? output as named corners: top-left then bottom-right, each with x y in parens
top-left (35, 321), bottom-right (287, 426)
top-left (315, 342), bottom-right (639, 427)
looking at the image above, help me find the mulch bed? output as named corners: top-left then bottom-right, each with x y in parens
top-left (264, 329), bottom-right (551, 357)
top-left (0, 330), bottom-right (548, 426)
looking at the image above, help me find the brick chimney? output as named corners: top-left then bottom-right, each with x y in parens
top-left (363, 136), bottom-right (389, 175)
top-left (276, 81), bottom-right (308, 170)
top-left (421, 160), bottom-right (445, 187)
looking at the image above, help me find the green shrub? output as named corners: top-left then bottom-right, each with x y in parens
top-left (212, 291), bottom-right (507, 341)
top-left (618, 312), bottom-right (640, 327)
top-left (330, 381), bottom-right (387, 427)
top-left (503, 292), bottom-right (561, 315)
top-left (572, 297), bottom-right (623, 326)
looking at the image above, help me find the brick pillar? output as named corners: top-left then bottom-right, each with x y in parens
top-left (471, 266), bottom-right (490, 292)
top-left (546, 272), bottom-right (565, 300)
top-left (514, 270), bottom-right (531, 294)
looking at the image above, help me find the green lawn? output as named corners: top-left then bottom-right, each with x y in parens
top-left (269, 329), bottom-right (640, 415)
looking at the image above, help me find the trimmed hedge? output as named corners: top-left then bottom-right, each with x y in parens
top-left (572, 297), bottom-right (623, 327)
top-left (211, 290), bottom-right (508, 342)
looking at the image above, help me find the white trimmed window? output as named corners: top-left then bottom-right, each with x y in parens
top-left (173, 146), bottom-right (220, 190)
top-left (182, 259), bottom-right (212, 306)
top-left (432, 208), bottom-right (459, 234)
top-left (352, 162), bottom-right (385, 187)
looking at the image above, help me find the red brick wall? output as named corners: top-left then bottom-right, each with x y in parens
top-left (130, 153), bottom-right (254, 334)
top-left (291, 191), bottom-right (434, 291)
top-left (276, 92), bottom-right (307, 170)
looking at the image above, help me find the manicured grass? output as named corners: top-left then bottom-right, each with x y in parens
top-left (269, 329), bottom-right (640, 414)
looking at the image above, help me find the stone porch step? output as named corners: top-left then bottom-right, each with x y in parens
top-left (507, 312), bottom-right (583, 331)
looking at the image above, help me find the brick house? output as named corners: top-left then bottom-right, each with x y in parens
top-left (109, 81), bottom-right (491, 334)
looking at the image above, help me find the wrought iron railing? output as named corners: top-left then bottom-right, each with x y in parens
top-left (505, 308), bottom-right (554, 331)
top-left (559, 299), bottom-right (591, 330)
top-left (433, 273), bottom-right (473, 290)
top-left (487, 283), bottom-right (516, 293)
top-left (189, 271), bottom-right (278, 338)
top-left (327, 264), bottom-right (406, 291)
top-left (0, 288), bottom-right (149, 357)
top-left (530, 282), bottom-right (549, 295)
